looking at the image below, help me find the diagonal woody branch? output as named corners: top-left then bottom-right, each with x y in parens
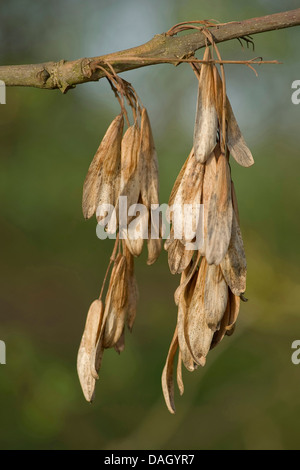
top-left (0, 8), bottom-right (299, 94)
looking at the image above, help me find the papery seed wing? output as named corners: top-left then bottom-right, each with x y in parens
top-left (231, 180), bottom-right (240, 225)
top-left (147, 237), bottom-right (162, 266)
top-left (77, 299), bottom-right (103, 401)
top-left (123, 242), bottom-right (139, 331)
top-left (177, 351), bottom-right (184, 396)
top-left (127, 275), bottom-right (139, 331)
top-left (164, 225), bottom-right (174, 252)
top-left (201, 150), bottom-right (217, 257)
top-left (167, 239), bottom-right (184, 274)
top-left (102, 255), bottom-right (128, 348)
top-left (94, 253), bottom-right (122, 351)
top-left (206, 150), bottom-right (233, 265)
top-left (226, 289), bottom-right (240, 335)
top-left (125, 237), bottom-right (144, 257)
top-left (214, 69), bottom-right (254, 167)
top-left (173, 149), bottom-right (205, 245)
top-left (187, 258), bottom-right (214, 363)
top-left (168, 239), bottom-right (194, 275)
top-left (119, 124), bottom-right (141, 209)
top-left (227, 99), bottom-right (254, 167)
top-left (82, 114), bottom-right (124, 219)
top-left (147, 214), bottom-right (161, 265)
top-left (114, 328), bottom-right (125, 354)
top-left (174, 252), bottom-right (201, 305)
top-left (220, 211), bottom-right (247, 296)
top-left (140, 108), bottom-right (159, 208)
top-left (210, 295), bottom-right (230, 350)
top-left (204, 265), bottom-right (228, 331)
top-left (177, 244), bottom-right (194, 274)
top-left (103, 306), bottom-right (127, 349)
top-left (161, 327), bottom-right (179, 414)
top-left (90, 254), bottom-right (124, 379)
top-left (194, 48), bottom-right (218, 163)
top-left (124, 205), bottom-right (148, 257)
top-left (168, 155), bottom-right (190, 207)
top-left (177, 269), bottom-right (198, 372)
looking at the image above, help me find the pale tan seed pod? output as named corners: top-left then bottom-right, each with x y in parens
top-left (114, 328), bottom-right (125, 354)
top-left (226, 99), bottom-right (255, 168)
top-left (194, 47), bottom-right (218, 163)
top-left (90, 339), bottom-right (104, 381)
top-left (125, 193), bottom-right (150, 257)
top-left (206, 150), bottom-right (233, 265)
top-left (124, 235), bottom-right (144, 258)
top-left (168, 155), bottom-right (190, 207)
top-left (102, 254), bottom-right (128, 349)
top-left (201, 150), bottom-right (217, 257)
top-left (77, 299), bottom-right (103, 402)
top-left (231, 180), bottom-right (240, 225)
top-left (167, 238), bottom-right (194, 275)
top-left (89, 256), bottom-right (126, 380)
top-left (172, 149), bottom-right (205, 245)
top-left (139, 108), bottom-right (159, 208)
top-left (209, 287), bottom-right (241, 348)
top-left (92, 254), bottom-right (123, 358)
top-left (203, 264), bottom-right (228, 331)
top-left (127, 275), bottom-right (139, 331)
top-left (220, 211), bottom-right (247, 296)
top-left (82, 114), bottom-right (124, 219)
top-left (164, 225), bottom-right (174, 252)
top-left (147, 237), bottom-right (162, 266)
top-left (210, 296), bottom-right (231, 350)
top-left (138, 108), bottom-right (161, 265)
top-left (174, 252), bottom-right (201, 306)
top-left (123, 242), bottom-right (139, 331)
top-left (96, 173), bottom-right (120, 229)
top-left (119, 124), bottom-right (141, 210)
top-left (177, 268), bottom-right (198, 372)
top-left (226, 289), bottom-right (240, 335)
top-left (219, 168), bottom-right (246, 296)
top-left (161, 327), bottom-right (179, 414)
top-left (177, 351), bottom-right (184, 396)
top-left (187, 258), bottom-right (214, 364)
top-left (214, 68), bottom-right (254, 167)
top-left (103, 306), bottom-right (127, 349)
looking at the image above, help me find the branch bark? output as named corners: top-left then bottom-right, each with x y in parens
top-left (1, 8), bottom-right (299, 93)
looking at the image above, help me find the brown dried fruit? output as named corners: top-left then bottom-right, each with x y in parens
top-left (77, 299), bottom-right (103, 402)
top-left (161, 327), bottom-right (179, 414)
top-left (187, 258), bottom-right (214, 364)
top-left (194, 48), bottom-right (218, 163)
top-left (204, 264), bottom-right (228, 331)
top-left (82, 114), bottom-right (124, 219)
top-left (220, 211), bottom-right (247, 296)
top-left (206, 150), bottom-right (233, 265)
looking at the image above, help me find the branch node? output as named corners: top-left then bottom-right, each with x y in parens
top-left (81, 58), bottom-right (94, 79)
top-left (174, 50), bottom-right (195, 66)
top-left (36, 68), bottom-right (51, 86)
top-left (52, 59), bottom-right (74, 94)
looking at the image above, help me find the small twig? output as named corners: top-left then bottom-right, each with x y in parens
top-left (105, 56), bottom-right (281, 65)
top-left (0, 9), bottom-right (298, 91)
top-left (166, 19), bottom-right (241, 36)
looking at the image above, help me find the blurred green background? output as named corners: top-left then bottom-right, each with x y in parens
top-left (0, 0), bottom-right (300, 450)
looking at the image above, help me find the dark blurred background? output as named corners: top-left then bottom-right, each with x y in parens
top-left (0, 0), bottom-right (300, 450)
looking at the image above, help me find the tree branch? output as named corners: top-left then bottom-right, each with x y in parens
top-left (1, 8), bottom-right (299, 93)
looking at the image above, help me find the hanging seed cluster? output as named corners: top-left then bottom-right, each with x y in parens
top-left (78, 72), bottom-right (161, 402)
top-left (162, 45), bottom-right (254, 413)
top-left (77, 40), bottom-right (254, 412)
